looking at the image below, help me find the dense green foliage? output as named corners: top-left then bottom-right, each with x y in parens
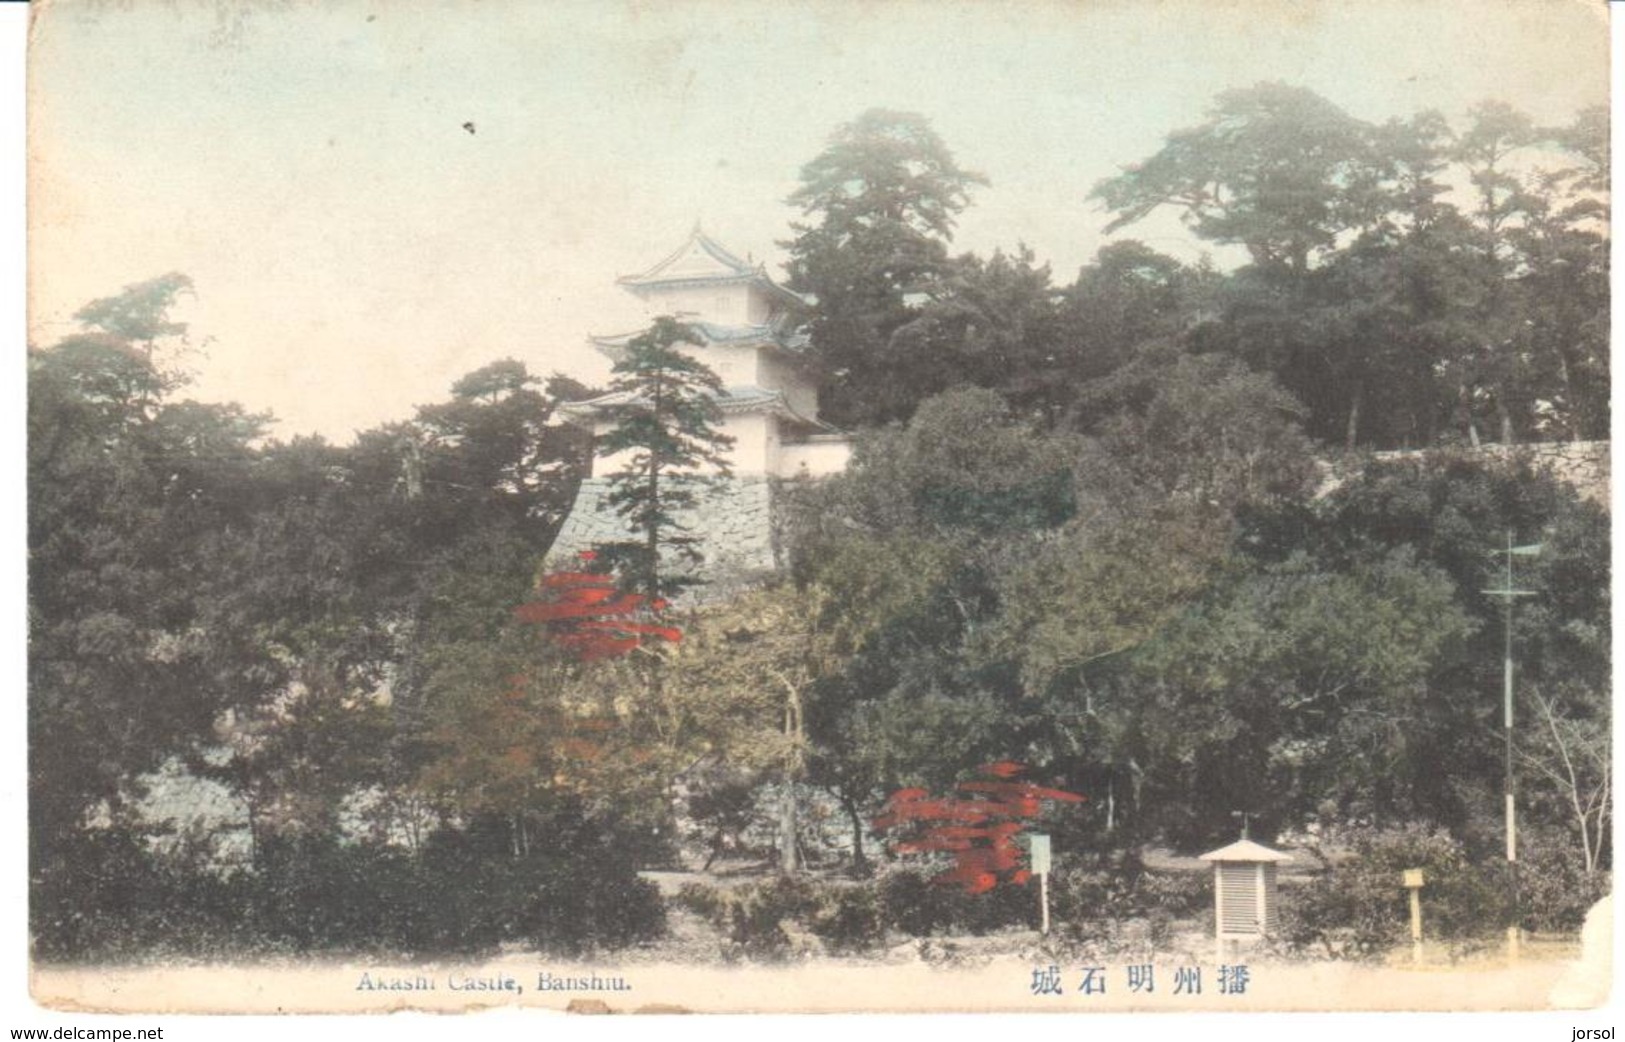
top-left (787, 91), bottom-right (1606, 446)
top-left (27, 277), bottom-right (681, 957)
top-left (29, 85), bottom-right (1608, 962)
top-left (783, 109), bottom-right (989, 428)
top-left (34, 807), bottom-right (664, 961)
top-left (773, 97), bottom-right (1607, 905)
top-left (1277, 824), bottom-right (1609, 958)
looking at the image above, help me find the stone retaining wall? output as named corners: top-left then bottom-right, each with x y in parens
top-left (547, 476), bottom-right (783, 600)
top-left (1320, 440), bottom-right (1610, 508)
top-left (553, 441), bottom-right (1609, 599)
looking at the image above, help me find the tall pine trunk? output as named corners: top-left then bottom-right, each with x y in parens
top-left (841, 793), bottom-right (869, 875)
top-left (1460, 384), bottom-right (1482, 448)
top-left (779, 779), bottom-right (798, 875)
top-left (779, 675), bottom-right (805, 875)
top-left (1345, 379), bottom-right (1364, 451)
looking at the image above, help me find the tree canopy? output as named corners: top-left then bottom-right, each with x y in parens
top-left (783, 108), bottom-right (989, 427)
top-left (28, 84), bottom-right (1611, 962)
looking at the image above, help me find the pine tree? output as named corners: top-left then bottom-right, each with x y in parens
top-left (782, 109), bottom-right (986, 427)
top-left (595, 316), bottom-right (735, 599)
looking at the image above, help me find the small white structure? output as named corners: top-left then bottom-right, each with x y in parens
top-left (558, 226), bottom-right (850, 480)
top-left (1199, 837), bottom-right (1292, 946)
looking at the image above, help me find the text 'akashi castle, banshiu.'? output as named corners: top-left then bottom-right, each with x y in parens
top-left (548, 228), bottom-right (852, 592)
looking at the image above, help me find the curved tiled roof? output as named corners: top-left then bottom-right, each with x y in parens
top-left (558, 384), bottom-right (832, 432)
top-left (619, 228), bottom-right (754, 283)
top-left (616, 227), bottom-right (806, 309)
top-left (589, 320), bottom-right (809, 354)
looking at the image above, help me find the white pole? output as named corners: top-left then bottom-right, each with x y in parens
top-left (1409, 887), bottom-right (1423, 964)
top-left (1504, 532), bottom-right (1519, 961)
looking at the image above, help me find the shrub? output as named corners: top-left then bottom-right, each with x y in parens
top-left (1045, 863), bottom-right (1208, 949)
top-left (679, 875), bottom-right (890, 959)
top-left (1137, 870), bottom-right (1210, 918)
top-left (877, 868), bottom-right (955, 936)
top-left (875, 866), bottom-right (1036, 936)
top-left (679, 876), bottom-right (820, 961)
top-left (34, 805), bottom-right (668, 961)
top-left (252, 838), bottom-right (427, 953)
top-left (729, 878), bottom-right (815, 959)
top-left (32, 828), bottom-right (256, 962)
top-left (1514, 828), bottom-right (1611, 934)
top-left (457, 807), bottom-right (667, 955)
top-left (676, 880), bottom-right (727, 920)
top-left (1277, 824), bottom-right (1508, 959)
top-left (519, 854), bottom-right (666, 954)
top-left (810, 884), bottom-right (886, 954)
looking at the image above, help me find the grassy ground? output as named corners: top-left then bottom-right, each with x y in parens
top-left (633, 859), bottom-right (1590, 971)
top-left (29, 857), bottom-right (1606, 1013)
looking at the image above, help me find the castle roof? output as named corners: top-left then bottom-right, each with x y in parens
top-left (558, 384), bottom-right (833, 433)
top-left (588, 320), bottom-right (809, 357)
top-left (617, 227), bottom-right (806, 309)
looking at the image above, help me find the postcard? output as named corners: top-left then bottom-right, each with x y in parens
top-left (24, 0), bottom-right (1612, 1019)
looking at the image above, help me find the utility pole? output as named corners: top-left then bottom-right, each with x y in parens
top-left (1482, 531), bottom-right (1540, 961)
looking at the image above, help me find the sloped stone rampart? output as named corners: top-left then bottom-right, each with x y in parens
top-left (547, 476), bottom-right (781, 600)
top-left (1472, 440), bottom-right (1609, 507)
top-left (552, 441), bottom-right (1609, 600)
top-left (1319, 441), bottom-right (1610, 508)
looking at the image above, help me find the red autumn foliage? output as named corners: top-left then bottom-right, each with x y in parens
top-left (873, 762), bottom-right (1085, 894)
top-left (513, 553), bottom-right (683, 661)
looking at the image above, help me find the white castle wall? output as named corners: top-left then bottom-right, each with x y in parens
top-left (561, 240), bottom-right (850, 594)
top-left (777, 436), bottom-right (851, 477)
top-left (695, 341), bottom-right (763, 386)
top-left (593, 411), bottom-right (775, 477)
top-left (631, 281), bottom-right (773, 327)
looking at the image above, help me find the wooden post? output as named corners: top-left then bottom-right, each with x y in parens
top-left (1403, 868), bottom-right (1425, 965)
top-left (1256, 863), bottom-right (1268, 937)
top-left (1030, 834), bottom-right (1051, 935)
top-left (1409, 888), bottom-right (1423, 963)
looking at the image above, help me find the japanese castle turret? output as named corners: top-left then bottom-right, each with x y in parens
top-left (1199, 836), bottom-right (1292, 956)
top-left (549, 227), bottom-right (851, 593)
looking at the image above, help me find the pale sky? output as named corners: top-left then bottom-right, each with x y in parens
top-left (27, 0), bottom-right (1609, 442)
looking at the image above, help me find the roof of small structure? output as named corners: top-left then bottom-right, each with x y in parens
top-left (1198, 839), bottom-right (1294, 863)
top-left (617, 227), bottom-right (805, 309)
